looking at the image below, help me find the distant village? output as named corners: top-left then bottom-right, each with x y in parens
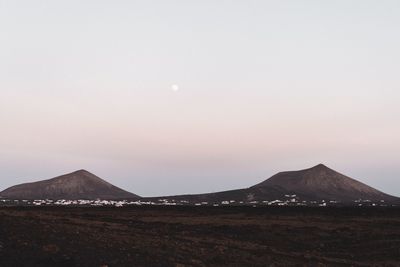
top-left (0, 195), bottom-right (391, 207)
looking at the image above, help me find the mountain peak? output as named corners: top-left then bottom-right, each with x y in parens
top-left (302, 164), bottom-right (334, 174)
top-left (74, 169), bottom-right (90, 174)
top-left (70, 169), bottom-right (95, 176)
top-left (305, 164), bottom-right (335, 174)
top-left (312, 163), bottom-right (329, 169)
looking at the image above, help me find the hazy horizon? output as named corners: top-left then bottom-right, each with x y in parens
top-left (1, 1), bottom-right (399, 197)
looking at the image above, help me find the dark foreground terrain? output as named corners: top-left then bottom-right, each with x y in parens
top-left (0, 206), bottom-right (399, 267)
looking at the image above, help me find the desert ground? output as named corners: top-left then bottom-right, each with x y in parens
top-left (0, 206), bottom-right (399, 267)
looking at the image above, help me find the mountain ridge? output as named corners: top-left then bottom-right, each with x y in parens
top-left (144, 164), bottom-right (399, 204)
top-left (0, 170), bottom-right (139, 200)
top-left (1, 164), bottom-right (398, 205)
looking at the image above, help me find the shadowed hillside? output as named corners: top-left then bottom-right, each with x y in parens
top-left (145, 164), bottom-right (399, 205)
top-left (0, 170), bottom-right (139, 200)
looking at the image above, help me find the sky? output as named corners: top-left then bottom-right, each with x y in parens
top-left (0, 0), bottom-right (399, 197)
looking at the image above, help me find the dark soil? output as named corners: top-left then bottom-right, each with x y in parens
top-left (0, 206), bottom-right (399, 267)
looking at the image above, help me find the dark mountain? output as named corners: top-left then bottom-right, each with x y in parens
top-left (0, 170), bottom-right (139, 200)
top-left (146, 164), bottom-right (399, 204)
top-left (250, 164), bottom-right (397, 202)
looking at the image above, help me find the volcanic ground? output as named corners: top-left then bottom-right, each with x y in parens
top-left (0, 206), bottom-right (399, 267)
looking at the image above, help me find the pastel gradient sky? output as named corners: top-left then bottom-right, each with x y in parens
top-left (1, 1), bottom-right (399, 197)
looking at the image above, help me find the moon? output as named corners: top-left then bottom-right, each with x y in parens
top-left (171, 84), bottom-right (179, 92)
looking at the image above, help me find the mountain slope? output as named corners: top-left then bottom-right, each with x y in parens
top-left (0, 170), bottom-right (139, 200)
top-left (251, 164), bottom-right (396, 202)
top-left (145, 164), bottom-right (399, 204)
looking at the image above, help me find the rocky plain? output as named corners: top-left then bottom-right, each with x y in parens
top-left (0, 205), bottom-right (399, 267)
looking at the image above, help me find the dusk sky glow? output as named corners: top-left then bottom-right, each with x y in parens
top-left (0, 1), bottom-right (399, 196)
